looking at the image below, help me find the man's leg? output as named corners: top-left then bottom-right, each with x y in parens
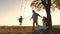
top-left (33, 21), bottom-right (35, 31)
top-left (36, 21), bottom-right (38, 26)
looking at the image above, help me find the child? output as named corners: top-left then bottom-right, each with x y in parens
top-left (35, 16), bottom-right (47, 31)
top-left (42, 16), bottom-right (47, 29)
top-left (18, 16), bottom-right (23, 25)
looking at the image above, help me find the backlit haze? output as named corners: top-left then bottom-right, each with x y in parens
top-left (0, 0), bottom-right (60, 26)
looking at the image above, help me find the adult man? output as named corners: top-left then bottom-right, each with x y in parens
top-left (30, 10), bottom-right (42, 31)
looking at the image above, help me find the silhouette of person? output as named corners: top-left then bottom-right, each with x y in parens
top-left (18, 16), bottom-right (23, 25)
top-left (35, 16), bottom-right (47, 31)
top-left (42, 16), bottom-right (48, 29)
top-left (30, 10), bottom-right (42, 31)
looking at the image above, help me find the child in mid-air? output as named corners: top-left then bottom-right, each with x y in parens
top-left (18, 16), bottom-right (23, 25)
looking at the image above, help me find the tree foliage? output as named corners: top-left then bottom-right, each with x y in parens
top-left (55, 0), bottom-right (60, 9)
top-left (30, 0), bottom-right (60, 11)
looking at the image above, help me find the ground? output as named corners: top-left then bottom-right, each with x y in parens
top-left (0, 25), bottom-right (60, 34)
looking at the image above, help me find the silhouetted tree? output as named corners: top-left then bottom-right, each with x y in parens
top-left (30, 0), bottom-right (60, 30)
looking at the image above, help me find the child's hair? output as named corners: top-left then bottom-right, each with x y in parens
top-left (42, 16), bottom-right (47, 23)
top-left (20, 16), bottom-right (22, 18)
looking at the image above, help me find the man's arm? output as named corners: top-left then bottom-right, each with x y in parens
top-left (30, 15), bottom-right (33, 20)
top-left (39, 15), bottom-right (42, 18)
top-left (37, 13), bottom-right (42, 18)
top-left (30, 16), bottom-right (32, 20)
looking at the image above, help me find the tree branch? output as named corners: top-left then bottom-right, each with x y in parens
top-left (41, 0), bottom-right (47, 7)
top-left (48, 0), bottom-right (51, 6)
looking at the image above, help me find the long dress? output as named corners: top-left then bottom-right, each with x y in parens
top-left (35, 23), bottom-right (46, 31)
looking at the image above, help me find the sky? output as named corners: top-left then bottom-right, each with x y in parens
top-left (0, 0), bottom-right (60, 26)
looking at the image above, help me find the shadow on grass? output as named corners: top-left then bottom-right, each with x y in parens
top-left (31, 28), bottom-right (60, 34)
top-left (32, 31), bottom-right (40, 34)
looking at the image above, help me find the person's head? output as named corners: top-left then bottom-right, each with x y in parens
top-left (43, 16), bottom-right (47, 20)
top-left (42, 16), bottom-right (47, 23)
top-left (32, 10), bottom-right (35, 13)
top-left (20, 16), bottom-right (22, 18)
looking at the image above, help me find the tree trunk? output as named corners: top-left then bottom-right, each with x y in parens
top-left (41, 0), bottom-right (52, 30)
top-left (45, 7), bottom-right (52, 29)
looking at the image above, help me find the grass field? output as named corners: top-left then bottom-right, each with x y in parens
top-left (0, 25), bottom-right (60, 34)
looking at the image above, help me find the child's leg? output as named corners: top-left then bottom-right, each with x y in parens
top-left (19, 22), bottom-right (22, 25)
